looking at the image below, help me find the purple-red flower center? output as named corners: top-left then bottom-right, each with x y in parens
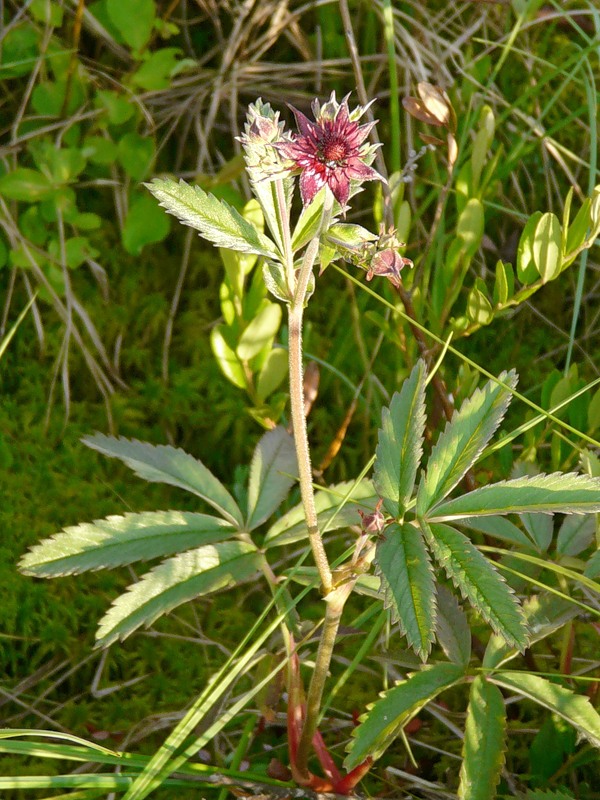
top-left (320, 135), bottom-right (347, 165)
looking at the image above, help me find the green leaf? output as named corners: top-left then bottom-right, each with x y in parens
top-left (290, 187), bottom-right (328, 251)
top-left (483, 594), bottom-right (579, 669)
top-left (147, 178), bottom-right (280, 259)
top-left (118, 133), bottom-right (155, 181)
top-left (556, 515), bottom-right (596, 556)
top-left (493, 261), bottom-right (513, 306)
top-left (466, 282), bottom-right (493, 325)
top-left (132, 48), bottom-right (181, 90)
top-left (491, 671), bottom-right (600, 748)
top-left (82, 434), bottom-right (243, 527)
top-left (249, 172), bottom-right (294, 258)
top-left (462, 515), bottom-right (533, 549)
top-left (0, 728), bottom-right (116, 756)
top-left (376, 522), bottom-right (436, 660)
top-left (96, 541), bottom-right (260, 647)
top-left (0, 24), bottom-right (39, 79)
top-left (262, 260), bottom-right (291, 303)
top-left (246, 427), bottom-right (297, 530)
top-left (533, 212), bottom-right (562, 283)
top-left (521, 513), bottom-right (553, 553)
top-left (106, 0), bottom-right (155, 51)
top-left (457, 198), bottom-right (485, 258)
top-left (236, 302), bottom-right (281, 361)
top-left (210, 325), bottom-right (246, 389)
top-left (417, 371), bottom-right (517, 515)
top-left (264, 479), bottom-right (377, 548)
top-left (95, 90), bottom-right (135, 125)
top-left (0, 168), bottom-right (54, 201)
top-left (421, 521), bottom-right (528, 650)
top-left (375, 360), bottom-right (427, 518)
top-left (122, 193), bottom-right (171, 255)
top-left (584, 549), bottom-right (600, 578)
top-left (430, 473), bottom-right (600, 520)
top-left (517, 211), bottom-right (543, 284)
top-left (344, 662), bottom-right (465, 769)
top-left (565, 198), bottom-right (591, 257)
top-left (256, 348), bottom-right (287, 403)
top-left (19, 511), bottom-right (236, 576)
top-left (435, 585), bottom-right (471, 666)
top-left (458, 677), bottom-right (506, 800)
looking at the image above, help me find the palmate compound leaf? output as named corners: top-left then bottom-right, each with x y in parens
top-left (344, 662), bottom-right (466, 770)
top-left (375, 522), bottom-right (436, 660)
top-left (246, 427), bottom-right (297, 530)
top-left (416, 370), bottom-right (517, 516)
top-left (375, 360), bottom-right (427, 518)
top-left (146, 178), bottom-right (281, 259)
top-left (263, 479), bottom-right (378, 548)
top-left (18, 511), bottom-right (237, 576)
top-left (490, 671), bottom-right (600, 749)
top-left (420, 521), bottom-right (528, 651)
top-left (428, 472), bottom-right (600, 521)
top-left (82, 434), bottom-right (243, 527)
top-left (458, 677), bottom-right (506, 800)
top-left (95, 541), bottom-right (260, 648)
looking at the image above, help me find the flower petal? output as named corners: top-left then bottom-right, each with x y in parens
top-left (300, 169), bottom-right (325, 206)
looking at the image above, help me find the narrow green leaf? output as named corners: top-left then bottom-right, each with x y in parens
top-left (459, 677), bottom-right (506, 800)
top-left (376, 522), bottom-right (436, 660)
top-left (533, 212), bottom-right (562, 283)
top-left (0, 729), bottom-right (118, 757)
top-left (375, 360), bottom-right (427, 518)
top-left (82, 434), bottom-right (243, 527)
top-left (491, 671), bottom-right (600, 748)
top-left (264, 479), bottom-right (378, 547)
top-left (429, 473), bottom-right (600, 520)
top-left (96, 541), bottom-right (260, 647)
top-left (416, 371), bottom-right (517, 515)
top-left (146, 178), bottom-right (280, 259)
top-left (19, 511), bottom-right (236, 576)
top-left (344, 662), bottom-right (465, 769)
top-left (421, 522), bottom-right (528, 650)
top-left (246, 427), bottom-right (297, 530)
top-left (435, 585), bottom-right (471, 666)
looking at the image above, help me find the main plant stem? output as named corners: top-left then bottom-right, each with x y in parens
top-left (287, 191), bottom-right (334, 596)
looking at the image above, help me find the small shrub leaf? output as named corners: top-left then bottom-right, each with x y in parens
top-left (246, 427), bottom-right (297, 530)
top-left (458, 677), bottom-right (506, 800)
top-left (491, 672), bottom-right (600, 749)
top-left (556, 515), bottom-right (596, 556)
top-left (146, 178), bottom-right (280, 259)
top-left (96, 541), bottom-right (260, 647)
top-left (82, 434), bottom-right (243, 527)
top-left (429, 473), bottom-right (600, 520)
top-left (421, 522), bottom-right (528, 650)
top-left (344, 662), bottom-right (465, 769)
top-left (19, 511), bottom-right (236, 576)
top-left (375, 360), bottom-right (427, 518)
top-left (416, 371), bottom-right (517, 515)
top-left (375, 522), bottom-right (436, 660)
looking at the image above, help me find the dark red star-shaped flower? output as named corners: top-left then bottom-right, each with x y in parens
top-left (276, 93), bottom-right (385, 207)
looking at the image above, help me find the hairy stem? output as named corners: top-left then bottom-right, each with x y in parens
top-left (294, 583), bottom-right (354, 780)
top-left (288, 191), bottom-right (334, 595)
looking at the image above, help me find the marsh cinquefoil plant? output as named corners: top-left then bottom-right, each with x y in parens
top-left (17, 95), bottom-right (600, 798)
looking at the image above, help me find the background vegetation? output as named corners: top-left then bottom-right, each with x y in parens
top-left (1, 0), bottom-right (599, 797)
